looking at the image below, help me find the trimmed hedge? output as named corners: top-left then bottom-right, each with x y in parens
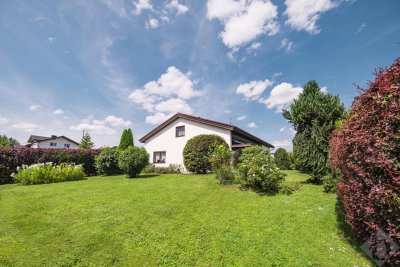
top-left (330, 58), bottom-right (400, 265)
top-left (0, 147), bottom-right (100, 184)
top-left (183, 134), bottom-right (228, 174)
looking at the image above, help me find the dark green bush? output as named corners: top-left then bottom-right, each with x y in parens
top-left (236, 146), bottom-right (285, 193)
top-left (210, 144), bottom-right (234, 184)
top-left (183, 135), bottom-right (228, 174)
top-left (142, 164), bottom-right (182, 174)
top-left (118, 146), bottom-right (149, 178)
top-left (322, 169), bottom-right (340, 193)
top-left (274, 148), bottom-right (292, 170)
top-left (95, 147), bottom-right (121, 176)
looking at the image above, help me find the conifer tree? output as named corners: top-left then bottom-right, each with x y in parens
top-left (79, 132), bottom-right (94, 149)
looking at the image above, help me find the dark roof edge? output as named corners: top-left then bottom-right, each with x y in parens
top-left (28, 135), bottom-right (79, 145)
top-left (232, 127), bottom-right (274, 148)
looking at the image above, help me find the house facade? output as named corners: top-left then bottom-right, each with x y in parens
top-left (139, 113), bottom-right (273, 170)
top-left (26, 135), bottom-right (79, 149)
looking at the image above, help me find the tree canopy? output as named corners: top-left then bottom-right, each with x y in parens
top-left (0, 134), bottom-right (20, 147)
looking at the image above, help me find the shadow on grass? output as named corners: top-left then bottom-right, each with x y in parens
top-left (335, 197), bottom-right (373, 265)
top-left (135, 174), bottom-right (160, 179)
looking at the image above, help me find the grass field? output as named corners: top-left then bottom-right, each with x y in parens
top-left (0, 171), bottom-right (371, 266)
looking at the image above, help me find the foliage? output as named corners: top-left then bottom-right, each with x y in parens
top-left (0, 147), bottom-right (100, 184)
top-left (79, 132), bottom-right (94, 149)
top-left (0, 171), bottom-right (370, 266)
top-left (13, 162), bottom-right (86, 185)
top-left (279, 182), bottom-right (300, 195)
top-left (118, 146), bottom-right (149, 178)
top-left (283, 80), bottom-right (346, 182)
top-left (95, 147), bottom-right (121, 176)
top-left (118, 128), bottom-right (134, 150)
top-left (236, 146), bottom-right (286, 193)
top-left (143, 164), bottom-right (182, 174)
top-left (330, 58), bottom-right (400, 265)
top-left (274, 148), bottom-right (292, 170)
top-left (322, 169), bottom-right (340, 193)
top-left (210, 144), bottom-right (234, 184)
top-left (0, 134), bottom-right (20, 147)
top-left (183, 134), bottom-right (228, 174)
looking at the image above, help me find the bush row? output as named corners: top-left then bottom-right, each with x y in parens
top-left (0, 147), bottom-right (100, 184)
top-left (143, 164), bottom-right (182, 174)
top-left (13, 163), bottom-right (86, 185)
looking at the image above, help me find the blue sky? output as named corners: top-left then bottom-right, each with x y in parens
top-left (0, 0), bottom-right (399, 149)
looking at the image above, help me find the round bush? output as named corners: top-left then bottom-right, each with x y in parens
top-left (95, 147), bottom-right (121, 176)
top-left (183, 134), bottom-right (228, 174)
top-left (330, 58), bottom-right (400, 265)
top-left (236, 146), bottom-right (285, 193)
top-left (118, 146), bottom-right (149, 178)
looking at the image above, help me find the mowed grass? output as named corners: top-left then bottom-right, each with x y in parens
top-left (0, 171), bottom-right (371, 266)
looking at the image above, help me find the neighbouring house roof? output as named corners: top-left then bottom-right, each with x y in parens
top-left (27, 135), bottom-right (80, 145)
top-left (139, 113), bottom-right (274, 148)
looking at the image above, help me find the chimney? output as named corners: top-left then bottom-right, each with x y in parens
top-left (51, 135), bottom-right (57, 139)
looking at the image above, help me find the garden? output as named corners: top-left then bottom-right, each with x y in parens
top-left (0, 58), bottom-right (399, 266)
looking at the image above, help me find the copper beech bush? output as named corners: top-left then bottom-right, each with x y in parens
top-left (330, 58), bottom-right (400, 265)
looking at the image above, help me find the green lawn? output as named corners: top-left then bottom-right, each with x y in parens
top-left (0, 171), bottom-right (371, 266)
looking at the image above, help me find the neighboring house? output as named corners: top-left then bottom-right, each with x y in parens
top-left (26, 135), bottom-right (79, 149)
top-left (139, 113), bottom-right (274, 169)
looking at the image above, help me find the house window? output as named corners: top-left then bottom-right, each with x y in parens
top-left (176, 126), bottom-right (185, 137)
top-left (50, 142), bottom-right (57, 147)
top-left (64, 144), bottom-right (70, 148)
top-left (153, 151), bottom-right (166, 163)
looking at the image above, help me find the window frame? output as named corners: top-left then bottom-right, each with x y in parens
top-left (64, 143), bottom-right (70, 148)
top-left (50, 142), bottom-right (57, 147)
top-left (175, 126), bottom-right (185, 137)
top-left (153, 151), bottom-right (166, 164)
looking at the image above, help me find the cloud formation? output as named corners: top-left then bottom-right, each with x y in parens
top-left (53, 109), bottom-right (64, 115)
top-left (236, 79), bottom-right (273, 101)
top-left (259, 82), bottom-right (303, 112)
top-left (70, 115), bottom-right (132, 135)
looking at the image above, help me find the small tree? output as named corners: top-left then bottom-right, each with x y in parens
top-left (210, 144), bottom-right (234, 184)
top-left (118, 128), bottom-right (134, 150)
top-left (79, 132), bottom-right (94, 149)
top-left (0, 135), bottom-right (20, 147)
top-left (274, 148), bottom-right (292, 170)
top-left (118, 146), bottom-right (149, 178)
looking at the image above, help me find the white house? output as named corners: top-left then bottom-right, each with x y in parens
top-left (139, 113), bottom-right (274, 170)
top-left (26, 135), bottom-right (79, 149)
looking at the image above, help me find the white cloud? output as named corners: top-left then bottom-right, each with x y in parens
top-left (133, 0), bottom-right (152, 15)
top-left (165, 0), bottom-right (189, 15)
top-left (11, 122), bottom-right (40, 133)
top-left (129, 66), bottom-right (201, 124)
top-left (0, 116), bottom-right (10, 125)
top-left (154, 98), bottom-right (193, 114)
top-left (104, 115), bottom-right (132, 127)
top-left (224, 109), bottom-right (231, 114)
top-left (53, 109), bottom-right (64, 115)
top-left (247, 122), bottom-right (257, 128)
top-left (236, 79), bottom-right (273, 100)
top-left (248, 42), bottom-right (261, 51)
top-left (207, 0), bottom-right (279, 49)
top-left (321, 86), bottom-right (328, 93)
top-left (356, 23), bottom-right (366, 34)
top-left (259, 82), bottom-right (303, 111)
top-left (237, 115), bottom-right (247, 121)
top-left (46, 37), bottom-right (56, 43)
top-left (29, 105), bottom-right (41, 111)
top-left (280, 38), bottom-right (294, 53)
top-left (284, 0), bottom-right (337, 34)
top-left (279, 126), bottom-right (296, 135)
top-left (146, 112), bottom-right (171, 125)
top-left (272, 139), bottom-right (292, 149)
top-left (272, 72), bottom-right (283, 78)
top-left (146, 18), bottom-right (159, 29)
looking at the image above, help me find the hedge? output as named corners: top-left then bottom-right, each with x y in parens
top-left (0, 147), bottom-right (100, 184)
top-left (330, 58), bottom-right (400, 265)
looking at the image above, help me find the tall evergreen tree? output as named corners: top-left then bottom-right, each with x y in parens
top-left (118, 128), bottom-right (134, 150)
top-left (79, 132), bottom-right (94, 149)
top-left (283, 80), bottom-right (345, 182)
top-left (126, 128), bottom-right (134, 147)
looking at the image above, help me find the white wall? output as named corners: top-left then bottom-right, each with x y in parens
top-left (143, 118), bottom-right (231, 170)
top-left (36, 137), bottom-right (79, 149)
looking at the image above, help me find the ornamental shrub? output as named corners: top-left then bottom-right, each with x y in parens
top-left (13, 163), bottom-right (86, 185)
top-left (118, 146), bottom-right (149, 178)
top-left (0, 147), bottom-right (100, 184)
top-left (236, 146), bottom-right (286, 193)
top-left (143, 164), bottom-right (182, 174)
top-left (210, 144), bottom-right (234, 184)
top-left (330, 58), bottom-right (400, 265)
top-left (95, 147), bottom-right (122, 176)
top-left (183, 135), bottom-right (228, 174)
top-left (274, 148), bottom-right (292, 170)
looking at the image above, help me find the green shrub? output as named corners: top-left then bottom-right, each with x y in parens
top-left (142, 164), bottom-right (182, 174)
top-left (279, 183), bottom-right (300, 195)
top-left (13, 163), bottom-right (86, 185)
top-left (118, 146), bottom-right (149, 178)
top-left (274, 148), bottom-right (292, 170)
top-left (236, 146), bottom-right (285, 193)
top-left (322, 169), bottom-right (340, 193)
top-left (210, 144), bottom-right (234, 184)
top-left (95, 147), bottom-right (121, 176)
top-left (183, 134), bottom-right (228, 174)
